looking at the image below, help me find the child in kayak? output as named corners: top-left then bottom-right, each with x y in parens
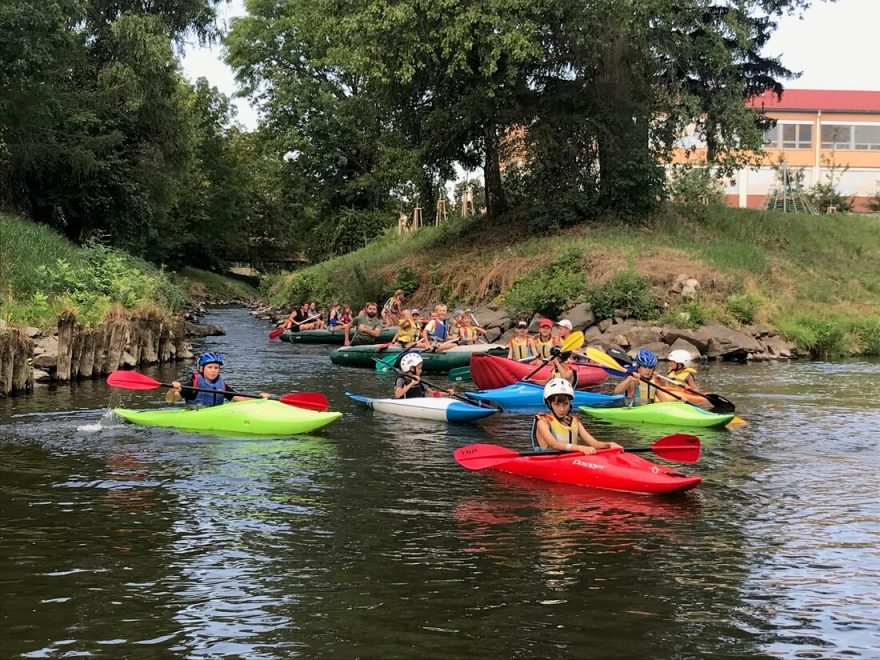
top-left (382, 290), bottom-right (406, 327)
top-left (457, 311), bottom-right (487, 345)
top-left (422, 304), bottom-right (458, 351)
top-left (532, 318), bottom-right (561, 362)
top-left (667, 349), bottom-right (699, 390)
top-left (532, 379), bottom-right (621, 454)
top-left (612, 349), bottom-right (676, 404)
top-left (167, 352), bottom-right (268, 406)
top-left (508, 321), bottom-right (537, 360)
top-left (393, 353), bottom-right (454, 399)
top-left (391, 310), bottom-right (428, 349)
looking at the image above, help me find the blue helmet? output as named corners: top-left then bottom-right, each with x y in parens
top-left (635, 349), bottom-right (657, 368)
top-left (198, 351), bottom-right (224, 367)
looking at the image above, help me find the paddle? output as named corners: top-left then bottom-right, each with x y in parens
top-left (448, 366), bottom-right (472, 382)
top-left (454, 434), bottom-right (701, 470)
top-left (106, 370), bottom-right (330, 412)
top-left (605, 346), bottom-right (738, 413)
top-left (586, 348), bottom-right (745, 424)
top-left (519, 328), bottom-right (584, 382)
top-left (371, 359), bottom-right (503, 412)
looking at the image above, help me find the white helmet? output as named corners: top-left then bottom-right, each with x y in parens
top-left (667, 349), bottom-right (692, 366)
top-left (400, 352), bottom-right (423, 373)
top-left (543, 378), bottom-right (574, 404)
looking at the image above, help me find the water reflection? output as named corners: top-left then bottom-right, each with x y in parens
top-left (1, 308), bottom-right (878, 658)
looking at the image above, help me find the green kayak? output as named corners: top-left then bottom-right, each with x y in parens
top-left (279, 327), bottom-right (398, 345)
top-left (329, 344), bottom-right (507, 373)
top-left (114, 399), bottom-right (342, 436)
top-left (579, 401), bottom-right (735, 428)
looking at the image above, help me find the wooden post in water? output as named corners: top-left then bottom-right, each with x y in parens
top-left (0, 328), bottom-right (34, 395)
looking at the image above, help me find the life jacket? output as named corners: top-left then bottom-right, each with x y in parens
top-left (459, 325), bottom-right (479, 344)
top-left (397, 321), bottom-right (421, 343)
top-left (426, 319), bottom-right (448, 341)
top-left (395, 375), bottom-right (427, 399)
top-left (508, 337), bottom-right (534, 360)
top-left (340, 311), bottom-right (352, 324)
top-left (635, 379), bottom-right (660, 404)
top-left (667, 366), bottom-right (698, 384)
top-left (534, 335), bottom-right (559, 359)
top-left (530, 412), bottom-right (581, 451)
top-left (191, 371), bottom-right (227, 407)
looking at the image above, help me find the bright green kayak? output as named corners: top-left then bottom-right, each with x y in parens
top-left (114, 399), bottom-right (342, 436)
top-left (279, 327), bottom-right (398, 345)
top-left (329, 344), bottom-right (507, 373)
top-left (579, 401), bottom-right (735, 428)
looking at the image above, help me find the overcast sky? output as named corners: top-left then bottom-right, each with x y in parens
top-left (180, 0), bottom-right (880, 132)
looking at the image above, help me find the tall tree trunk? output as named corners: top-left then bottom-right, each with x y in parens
top-left (483, 122), bottom-right (507, 217)
top-left (418, 169), bottom-right (437, 225)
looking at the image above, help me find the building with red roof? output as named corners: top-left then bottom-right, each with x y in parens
top-left (674, 89), bottom-right (880, 212)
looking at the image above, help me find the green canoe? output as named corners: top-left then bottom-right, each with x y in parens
top-left (279, 327), bottom-right (398, 345)
top-left (579, 401), bottom-right (734, 428)
top-left (115, 399), bottom-right (342, 436)
top-left (329, 344), bottom-right (507, 373)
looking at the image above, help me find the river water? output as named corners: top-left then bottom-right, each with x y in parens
top-left (1, 307), bottom-right (878, 659)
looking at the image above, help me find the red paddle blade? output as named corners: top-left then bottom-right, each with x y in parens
top-left (106, 370), bottom-right (162, 390)
top-left (453, 443), bottom-right (521, 470)
top-left (277, 392), bottom-right (330, 412)
top-left (269, 327), bottom-right (286, 340)
top-left (651, 434), bottom-right (701, 463)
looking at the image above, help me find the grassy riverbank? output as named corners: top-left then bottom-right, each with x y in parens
top-left (264, 206), bottom-right (880, 357)
top-left (0, 213), bottom-right (254, 330)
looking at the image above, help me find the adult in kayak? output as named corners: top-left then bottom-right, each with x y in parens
top-left (507, 321), bottom-right (537, 361)
top-left (667, 349), bottom-right (700, 389)
top-left (612, 349), bottom-right (676, 404)
top-left (283, 303), bottom-right (324, 332)
top-left (166, 352), bottom-right (268, 406)
top-left (532, 379), bottom-right (621, 455)
top-left (394, 354), bottom-right (454, 399)
top-left (345, 302), bottom-right (384, 346)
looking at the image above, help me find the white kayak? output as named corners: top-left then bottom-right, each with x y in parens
top-left (345, 392), bottom-right (498, 422)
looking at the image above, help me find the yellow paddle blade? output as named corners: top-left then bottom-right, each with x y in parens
top-left (585, 346), bottom-right (622, 371)
top-left (726, 416), bottom-right (748, 427)
top-left (561, 330), bottom-right (584, 352)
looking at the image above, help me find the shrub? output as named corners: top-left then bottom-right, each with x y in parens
top-left (668, 167), bottom-right (725, 208)
top-left (777, 317), bottom-right (847, 359)
top-left (585, 270), bottom-right (661, 321)
top-left (658, 301), bottom-right (712, 329)
top-left (726, 293), bottom-right (760, 325)
top-left (392, 265), bottom-right (420, 295)
top-left (499, 249), bottom-right (586, 319)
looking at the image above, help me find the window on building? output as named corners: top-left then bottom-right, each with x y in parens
top-left (821, 124), bottom-right (854, 150)
top-left (782, 123), bottom-right (812, 149)
top-left (763, 123), bottom-right (812, 149)
top-left (854, 125), bottom-right (880, 150)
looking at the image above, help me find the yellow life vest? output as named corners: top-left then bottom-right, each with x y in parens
top-left (667, 366), bottom-right (697, 384)
top-left (459, 325), bottom-right (479, 344)
top-left (531, 412), bottom-right (582, 451)
top-left (397, 322), bottom-right (420, 343)
top-left (534, 335), bottom-right (558, 359)
top-left (637, 380), bottom-right (661, 403)
top-left (509, 337), bottom-right (534, 360)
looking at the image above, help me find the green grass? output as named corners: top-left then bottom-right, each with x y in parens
top-left (1, 212), bottom-right (189, 329)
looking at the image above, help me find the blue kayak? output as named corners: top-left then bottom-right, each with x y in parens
top-left (463, 381), bottom-right (622, 407)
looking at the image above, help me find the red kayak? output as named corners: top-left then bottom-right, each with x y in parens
top-left (470, 353), bottom-right (608, 390)
top-left (454, 444), bottom-right (701, 495)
